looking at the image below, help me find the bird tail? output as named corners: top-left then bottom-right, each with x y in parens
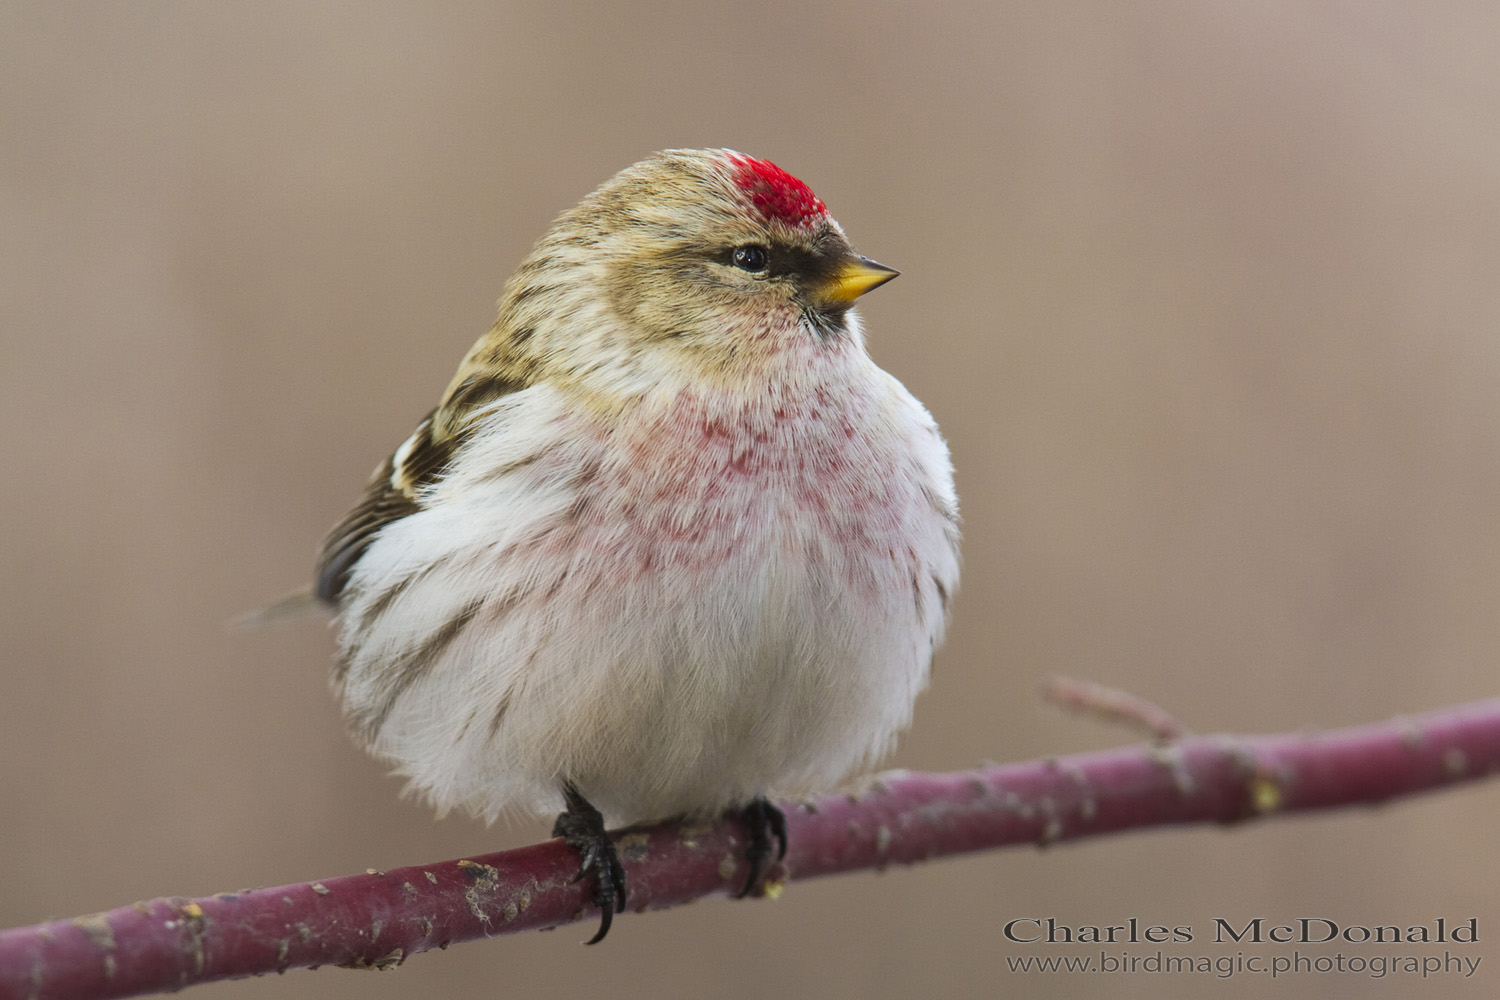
top-left (231, 587), bottom-right (327, 629)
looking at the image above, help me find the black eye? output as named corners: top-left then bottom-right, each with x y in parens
top-left (731, 244), bottom-right (769, 272)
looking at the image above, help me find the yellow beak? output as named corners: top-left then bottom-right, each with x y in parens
top-left (820, 256), bottom-right (900, 305)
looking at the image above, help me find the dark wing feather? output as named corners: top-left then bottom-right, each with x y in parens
top-left (315, 340), bottom-right (536, 606)
top-left (315, 411), bottom-right (463, 604)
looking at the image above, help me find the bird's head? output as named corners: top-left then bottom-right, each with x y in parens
top-left (478, 149), bottom-right (897, 401)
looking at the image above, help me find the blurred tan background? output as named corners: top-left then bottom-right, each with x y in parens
top-left (4, 2), bottom-right (1500, 998)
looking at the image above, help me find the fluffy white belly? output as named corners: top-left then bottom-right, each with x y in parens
top-left (335, 376), bottom-right (958, 825)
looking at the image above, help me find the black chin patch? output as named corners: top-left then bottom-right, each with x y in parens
top-left (804, 305), bottom-right (850, 342)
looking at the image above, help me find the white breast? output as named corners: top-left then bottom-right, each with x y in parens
top-left (335, 358), bottom-right (959, 826)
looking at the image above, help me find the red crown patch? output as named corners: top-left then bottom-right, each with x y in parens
top-left (728, 154), bottom-right (827, 227)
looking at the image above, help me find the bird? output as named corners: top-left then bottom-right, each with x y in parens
top-left (313, 148), bottom-right (960, 942)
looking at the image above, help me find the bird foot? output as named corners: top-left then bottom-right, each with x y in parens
top-left (735, 796), bottom-right (788, 898)
top-left (552, 782), bottom-right (628, 944)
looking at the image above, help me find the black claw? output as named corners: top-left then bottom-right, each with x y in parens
top-left (735, 796), bottom-right (788, 898)
top-left (552, 782), bottom-right (627, 944)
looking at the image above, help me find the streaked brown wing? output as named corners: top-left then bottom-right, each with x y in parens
top-left (316, 339), bottom-right (536, 605)
top-left (315, 412), bottom-right (462, 604)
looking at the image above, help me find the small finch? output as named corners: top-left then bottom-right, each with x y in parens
top-left (314, 149), bottom-right (960, 941)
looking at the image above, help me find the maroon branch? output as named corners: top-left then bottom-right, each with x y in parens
top-left (4, 697), bottom-right (1500, 1000)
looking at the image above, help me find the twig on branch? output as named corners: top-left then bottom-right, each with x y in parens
top-left (4, 697), bottom-right (1499, 1000)
top-left (1041, 675), bottom-right (1190, 741)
